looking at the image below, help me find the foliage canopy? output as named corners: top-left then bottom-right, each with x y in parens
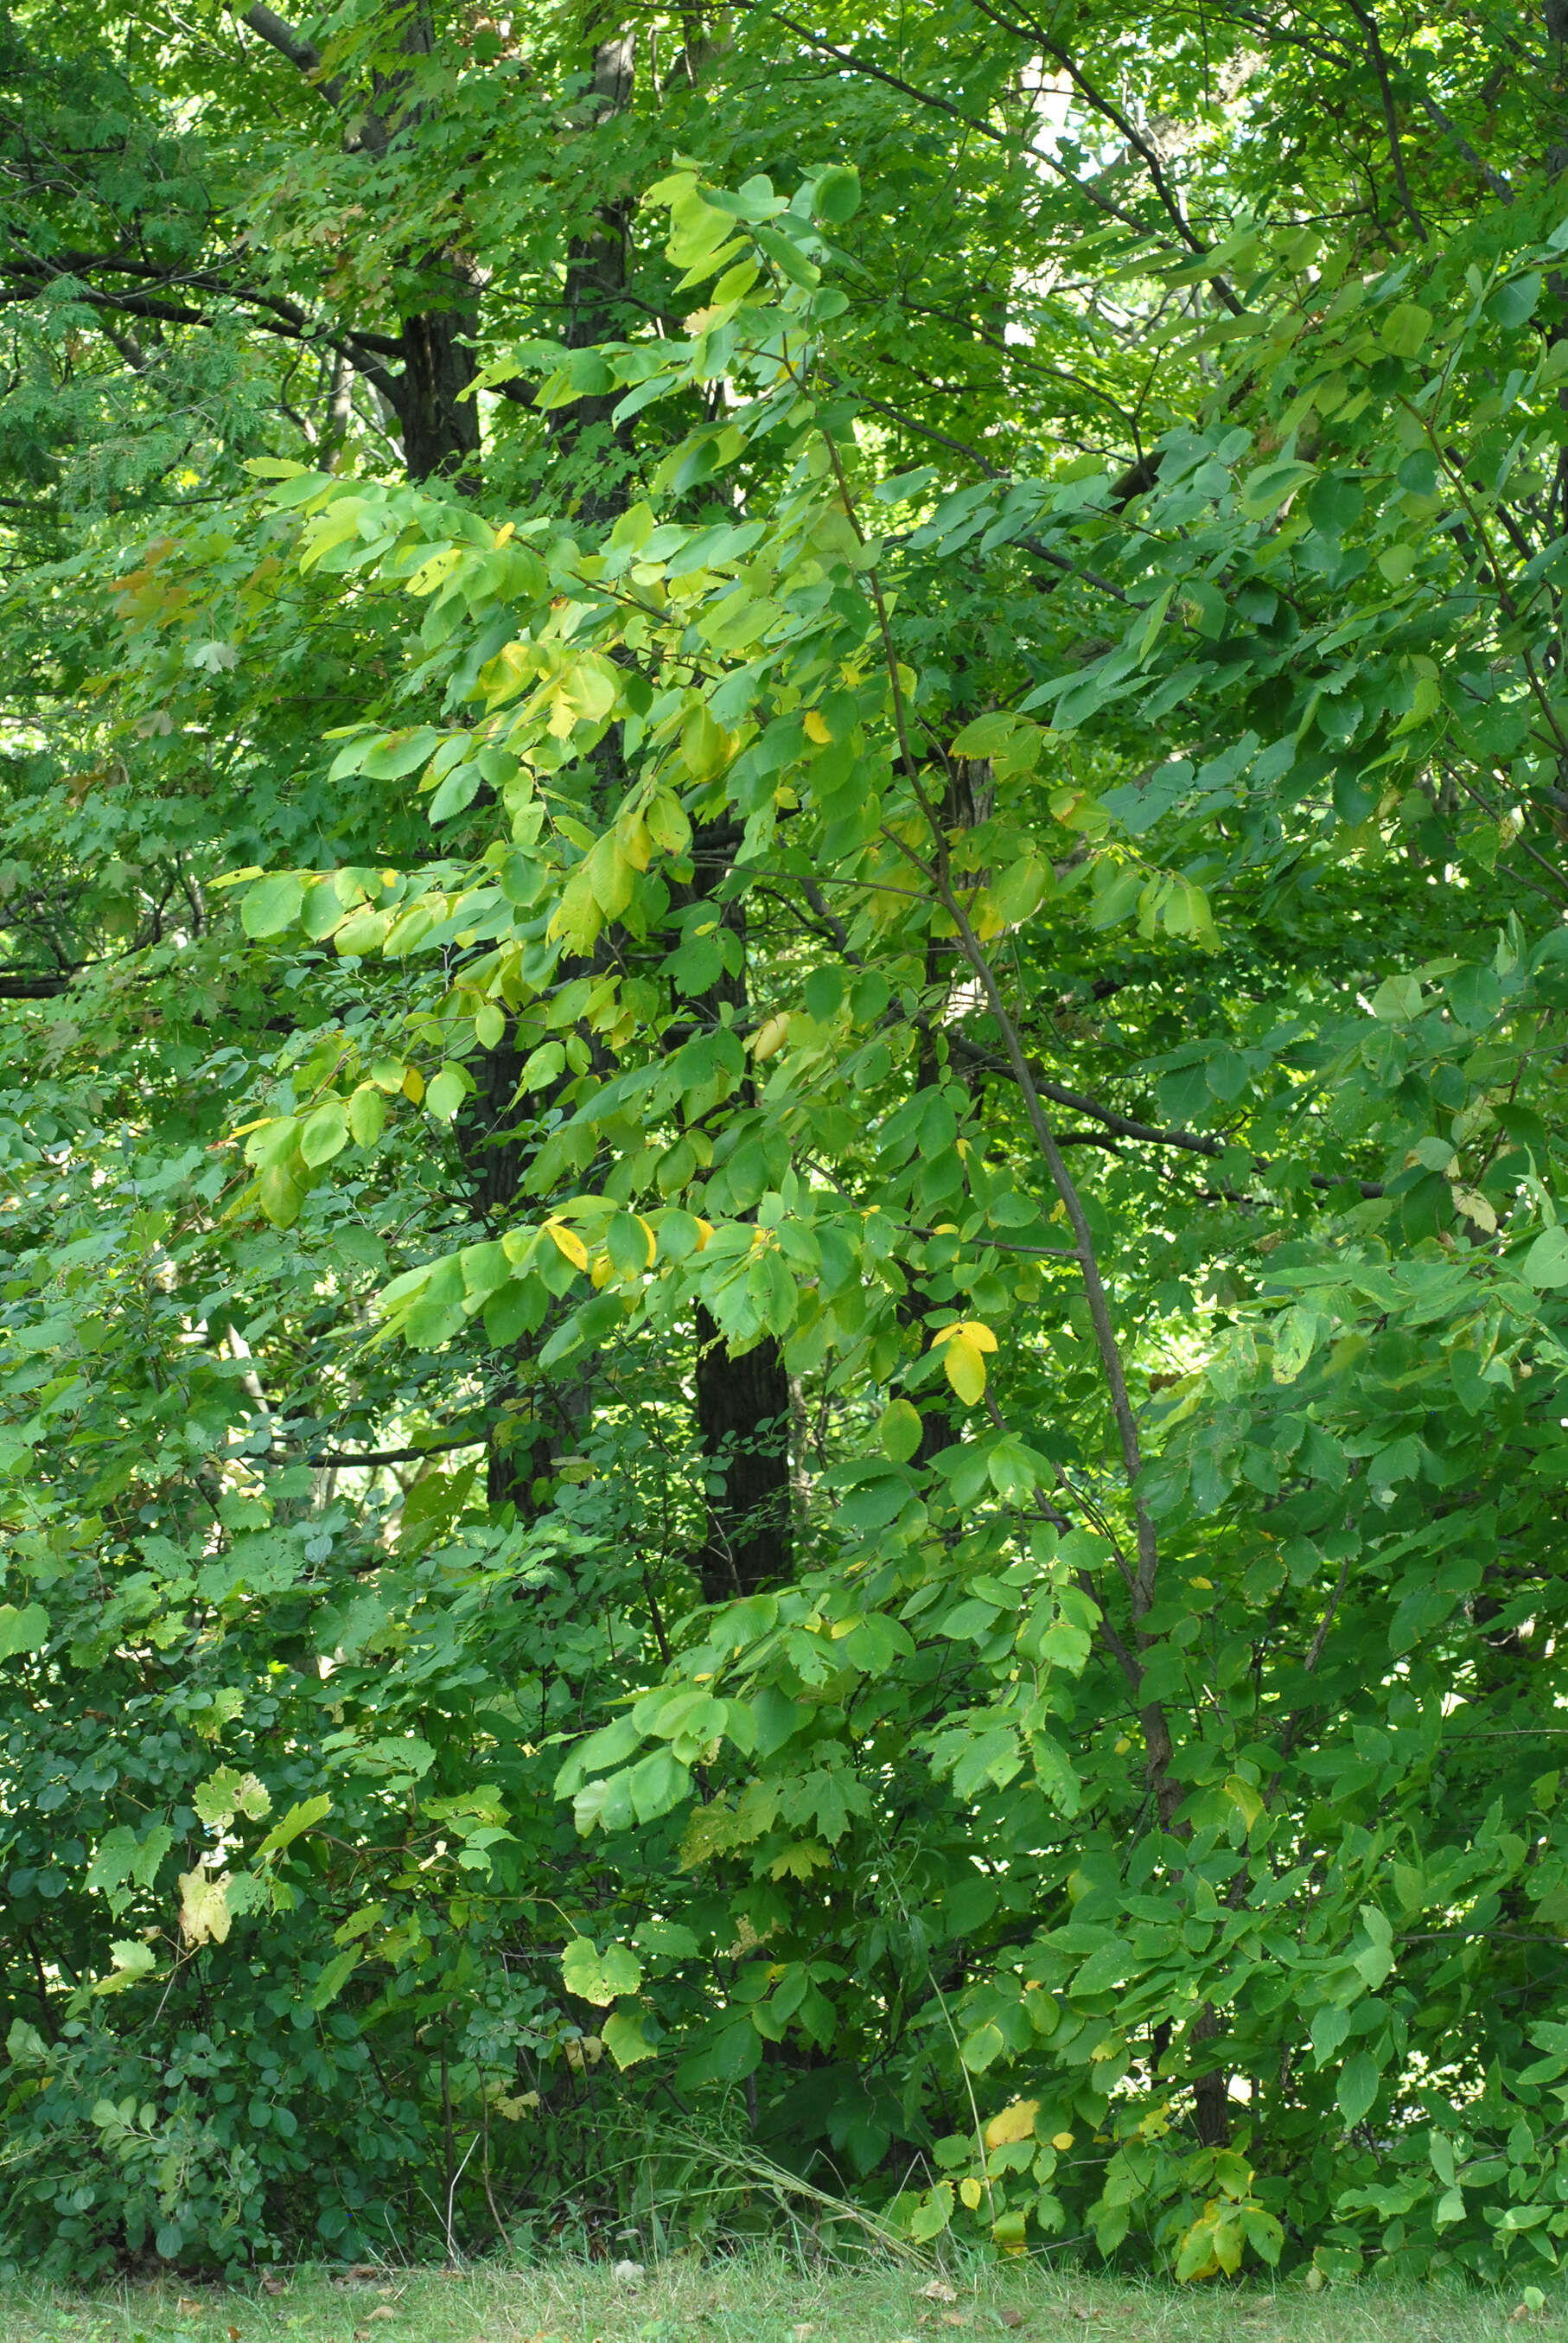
top-left (6, 0), bottom-right (1568, 2292)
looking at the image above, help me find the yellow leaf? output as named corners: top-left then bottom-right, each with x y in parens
top-left (804, 709), bottom-right (831, 745)
top-left (178, 1869), bottom-right (232, 1948)
top-left (959, 2176), bottom-right (984, 2210)
top-left (932, 1319), bottom-right (998, 1406)
top-left (1051, 2131), bottom-right (1074, 2151)
top-left (544, 1220), bottom-right (590, 1271)
top-left (694, 1217), bottom-right (714, 1251)
top-left (947, 1336), bottom-right (986, 1402)
top-left (984, 2098), bottom-right (1040, 2149)
top-left (753, 1012), bottom-right (791, 1062)
top-left (634, 1214), bottom-right (658, 1265)
top-left (932, 1318), bottom-right (998, 1353)
top-left (401, 1066), bottom-right (424, 1105)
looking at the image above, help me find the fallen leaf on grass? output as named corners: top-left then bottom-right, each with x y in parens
top-left (365, 2311), bottom-right (397, 2324)
top-left (920, 2282), bottom-right (959, 2304)
top-left (943, 2317), bottom-right (969, 2331)
top-left (790, 2326), bottom-right (816, 2340)
top-left (999, 2316), bottom-right (1026, 2333)
top-left (227, 2327), bottom-right (240, 2341)
top-left (259, 2278), bottom-right (286, 2298)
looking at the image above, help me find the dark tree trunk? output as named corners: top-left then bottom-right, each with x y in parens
top-left (681, 826), bottom-right (794, 1600)
top-left (694, 1306), bottom-right (792, 1601)
top-left (1190, 2003), bottom-right (1231, 2148)
top-left (546, 30), bottom-right (636, 526)
top-left (393, 298), bottom-right (481, 483)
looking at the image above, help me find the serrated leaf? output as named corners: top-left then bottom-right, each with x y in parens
top-left (178, 1869), bottom-right (232, 1947)
top-left (0, 1602), bottom-right (48, 1658)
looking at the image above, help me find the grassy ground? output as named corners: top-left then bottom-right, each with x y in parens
top-left (0, 2258), bottom-right (1560, 2343)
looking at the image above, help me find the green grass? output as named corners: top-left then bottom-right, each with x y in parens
top-left (0, 2259), bottom-right (1560, 2343)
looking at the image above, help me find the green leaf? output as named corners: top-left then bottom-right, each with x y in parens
top-left (813, 164), bottom-right (861, 223)
top-left (561, 1938), bottom-right (644, 2005)
top-left (879, 1398), bottom-right (923, 1462)
top-left (602, 2010), bottom-right (658, 2068)
top-left (1522, 1225), bottom-right (1568, 1289)
top-left (256, 1795), bottom-right (331, 1859)
top-left (310, 1947), bottom-right (360, 2010)
top-left (1381, 302), bottom-right (1432, 356)
top-left (241, 872), bottom-right (305, 938)
top-left (0, 1602), bottom-right (48, 1658)
top-left (753, 223), bottom-right (819, 287)
top-left (347, 1085), bottom-right (386, 1146)
top-left (1337, 2049), bottom-right (1380, 2126)
top-left (299, 1100), bottom-right (348, 1166)
top-left (425, 1063), bottom-right (469, 1120)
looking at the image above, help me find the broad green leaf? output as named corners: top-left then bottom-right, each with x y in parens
top-left (561, 1938), bottom-right (643, 2005)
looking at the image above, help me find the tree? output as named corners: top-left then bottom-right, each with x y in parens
top-left (7, 0), bottom-right (1568, 2289)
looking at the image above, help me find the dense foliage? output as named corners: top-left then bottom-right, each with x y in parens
top-left (7, 0), bottom-right (1568, 2292)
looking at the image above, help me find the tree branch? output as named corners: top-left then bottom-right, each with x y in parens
top-left (238, 3), bottom-right (347, 105)
top-left (947, 1035), bottom-right (1384, 1198)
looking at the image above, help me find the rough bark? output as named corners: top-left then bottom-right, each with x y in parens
top-left (694, 1304), bottom-right (792, 1601)
top-left (395, 298), bottom-right (481, 482)
top-left (546, 29), bottom-right (637, 524)
top-left (683, 833), bottom-right (793, 1601)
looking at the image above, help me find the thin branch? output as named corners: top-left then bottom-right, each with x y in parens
top-left (1342, 2), bottom-right (1428, 243)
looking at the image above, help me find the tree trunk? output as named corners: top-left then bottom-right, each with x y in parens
top-left (682, 828), bottom-right (793, 1600)
top-left (1190, 2003), bottom-right (1231, 2148)
top-left (695, 1306), bottom-right (792, 1601)
top-left (393, 296), bottom-right (481, 483)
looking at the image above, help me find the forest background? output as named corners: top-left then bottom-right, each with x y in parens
top-left (3, 0), bottom-right (1568, 2295)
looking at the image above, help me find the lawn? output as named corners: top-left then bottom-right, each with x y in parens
top-left (0, 2259), bottom-right (1558, 2343)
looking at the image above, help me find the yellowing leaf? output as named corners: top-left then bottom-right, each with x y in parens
top-left (681, 703), bottom-right (730, 780)
top-left (602, 2010), bottom-right (658, 2069)
top-left (768, 1842), bottom-right (832, 1880)
top-left (959, 2175), bottom-right (984, 2210)
top-left (178, 1869), bottom-right (233, 1947)
top-left (544, 1220), bottom-right (590, 1271)
top-left (1452, 1185), bottom-right (1498, 1234)
top-left (753, 1012), bottom-right (791, 1062)
top-left (401, 1066), bottom-right (425, 1104)
top-left (644, 789), bottom-right (692, 856)
top-left (1226, 1773), bottom-right (1264, 1829)
top-left (984, 2097), bottom-right (1040, 2148)
top-left (803, 709), bottom-right (831, 745)
top-left (932, 1319), bottom-right (998, 1405)
top-left (1051, 2130), bottom-right (1074, 2151)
